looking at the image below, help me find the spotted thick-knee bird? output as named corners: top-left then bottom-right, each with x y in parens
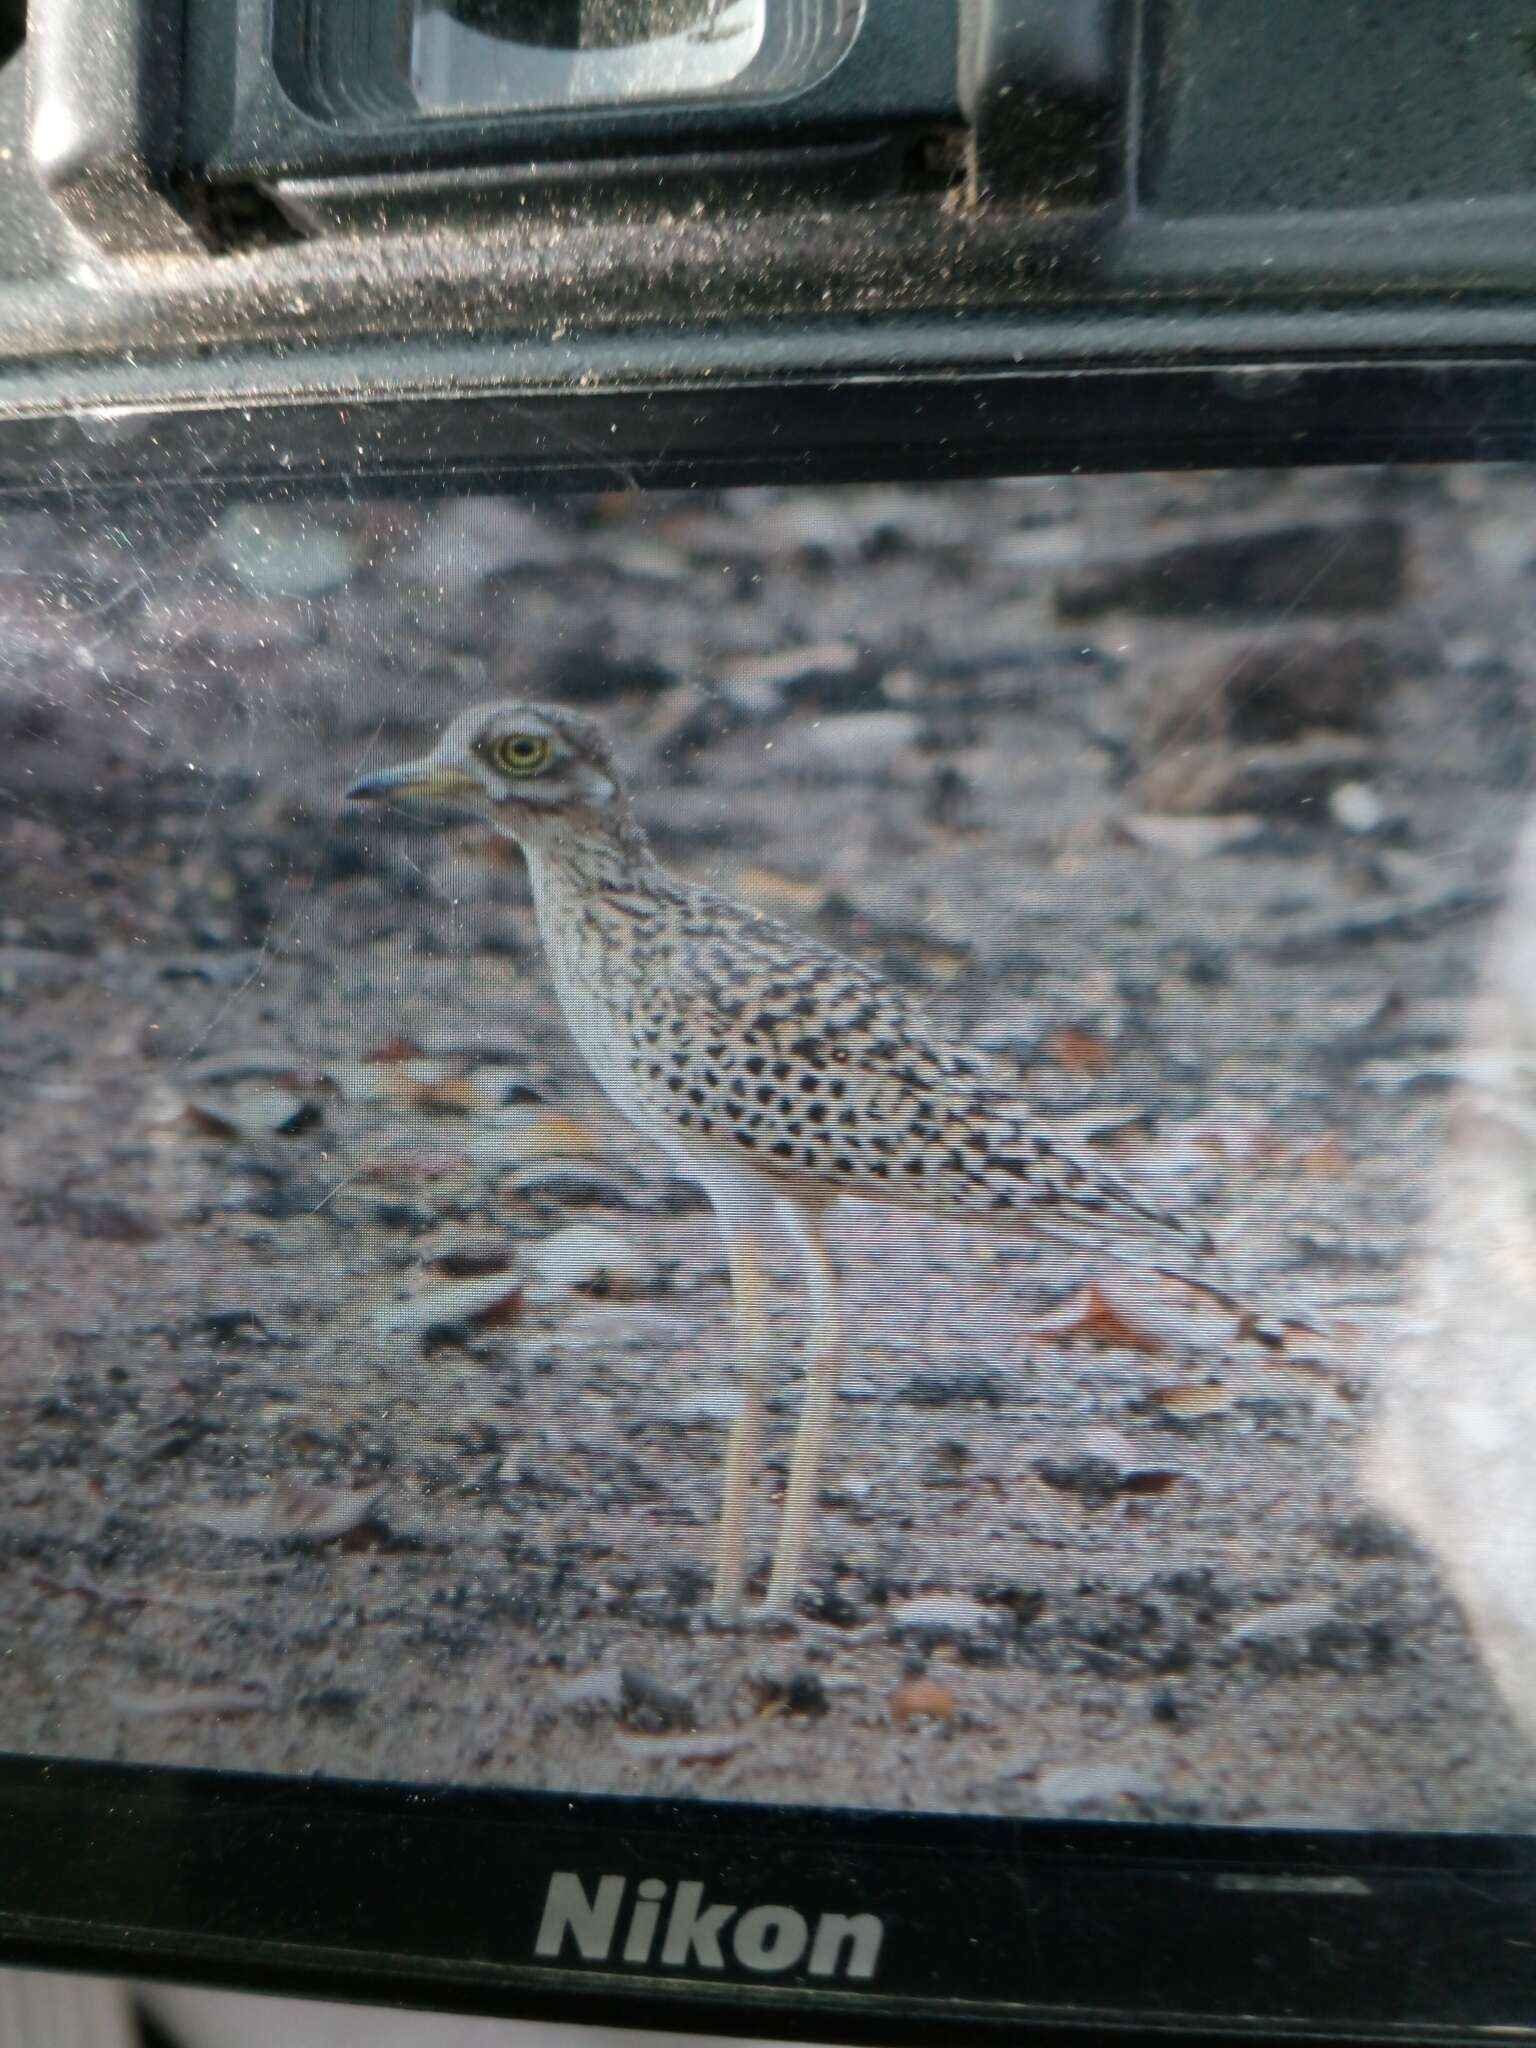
top-left (349, 701), bottom-right (1230, 1618)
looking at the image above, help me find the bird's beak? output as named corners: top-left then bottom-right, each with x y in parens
top-left (345, 758), bottom-right (481, 802)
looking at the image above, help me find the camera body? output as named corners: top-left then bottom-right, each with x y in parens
top-left (3, 7), bottom-right (1536, 2042)
top-left (4, 0), bottom-right (1536, 499)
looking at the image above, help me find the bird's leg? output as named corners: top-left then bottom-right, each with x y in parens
top-left (765, 1199), bottom-right (845, 1615)
top-left (712, 1220), bottom-right (771, 1622)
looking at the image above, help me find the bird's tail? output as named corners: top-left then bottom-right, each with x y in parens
top-left (921, 1089), bottom-right (1316, 1341)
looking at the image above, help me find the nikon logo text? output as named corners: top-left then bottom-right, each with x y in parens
top-left (534, 1872), bottom-right (884, 1982)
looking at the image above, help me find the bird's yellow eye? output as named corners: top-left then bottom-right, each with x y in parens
top-left (493, 733), bottom-right (552, 776)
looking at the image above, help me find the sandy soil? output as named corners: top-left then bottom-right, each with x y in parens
top-left (2, 465), bottom-right (1535, 1828)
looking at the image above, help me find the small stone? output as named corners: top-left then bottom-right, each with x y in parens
top-left (1329, 780), bottom-right (1388, 833)
top-left (668, 1389), bottom-right (743, 1429)
top-left (217, 504), bottom-right (365, 596)
top-left (1324, 1512), bottom-right (1414, 1559)
top-left (898, 1372), bottom-right (1006, 1408)
top-left (613, 1729), bottom-right (752, 1764)
top-left (748, 1667), bottom-right (831, 1716)
top-left (1224, 1601), bottom-right (1340, 1649)
top-left (1035, 1761), bottom-right (1161, 1810)
top-left (551, 1666), bottom-right (627, 1716)
top-left (618, 1666), bottom-right (695, 1731)
top-left (797, 711), bottom-right (920, 771)
top-left (370, 1274), bottom-right (523, 1339)
top-left (890, 1593), bottom-right (997, 1641)
top-left (397, 498), bottom-right (571, 588)
top-left (530, 1224), bottom-right (655, 1299)
top-left (113, 1685), bottom-right (271, 1719)
top-left (504, 1161), bottom-right (634, 1209)
top-left (720, 640), bottom-right (868, 710)
top-left (192, 1482), bottom-right (384, 1547)
top-left (1135, 735), bottom-right (1374, 818)
top-left (1122, 813), bottom-right (1262, 859)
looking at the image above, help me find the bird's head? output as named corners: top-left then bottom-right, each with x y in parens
top-left (346, 701), bottom-right (634, 846)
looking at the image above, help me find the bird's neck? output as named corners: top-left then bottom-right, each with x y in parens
top-left (516, 807), bottom-right (663, 920)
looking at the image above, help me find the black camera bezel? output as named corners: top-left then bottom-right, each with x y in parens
top-left (0, 372), bottom-right (1534, 2042)
top-left (3, 1750), bottom-right (1535, 2041)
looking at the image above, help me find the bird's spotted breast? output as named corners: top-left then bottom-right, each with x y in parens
top-left (529, 864), bottom-right (1204, 1259)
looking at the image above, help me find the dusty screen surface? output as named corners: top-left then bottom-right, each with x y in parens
top-left (1, 466), bottom-right (1532, 1829)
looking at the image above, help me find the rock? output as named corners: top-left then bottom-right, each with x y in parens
top-left (668, 1389), bottom-right (743, 1429)
top-left (1035, 1429), bottom-right (1185, 1501)
top-left (201, 1308), bottom-right (267, 1344)
top-left (797, 711), bottom-right (921, 772)
top-left (1223, 1601), bottom-right (1340, 1649)
top-left (719, 639), bottom-right (871, 711)
top-left (1057, 520), bottom-right (1407, 620)
top-left (113, 1685), bottom-right (272, 1719)
top-left (617, 1666), bottom-right (695, 1731)
top-left (1324, 1512), bottom-right (1415, 1559)
top-left (192, 1483), bottom-right (385, 1547)
top-left (889, 1593), bottom-right (999, 1642)
top-left (1121, 813), bottom-right (1262, 859)
top-left (217, 504), bottom-right (365, 596)
top-left (1035, 1761), bottom-right (1161, 1810)
top-left (550, 1665), bottom-right (627, 1716)
top-left (747, 1667), bottom-right (831, 1716)
top-left (428, 1240), bottom-right (515, 1279)
top-left (1224, 637), bottom-right (1398, 740)
top-left (1134, 735), bottom-right (1374, 818)
top-left (1329, 781), bottom-right (1389, 833)
top-left (370, 1274), bottom-right (523, 1340)
top-left (173, 1087), bottom-right (323, 1140)
top-left (613, 1729), bottom-right (753, 1764)
top-left (898, 1372), bottom-right (1007, 1408)
top-left (504, 1160), bottom-right (634, 1209)
top-left (1145, 636), bottom-right (1399, 752)
top-left (551, 1663), bottom-right (694, 1729)
top-left (529, 1224), bottom-right (655, 1299)
top-left (397, 498), bottom-right (571, 588)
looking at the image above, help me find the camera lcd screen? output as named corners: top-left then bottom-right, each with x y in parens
top-left (1, 463), bottom-right (1531, 1849)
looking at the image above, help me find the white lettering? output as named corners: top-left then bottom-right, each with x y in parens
top-left (808, 1910), bottom-right (884, 1981)
top-left (733, 1903), bottom-right (809, 1973)
top-left (622, 1875), bottom-right (668, 1963)
top-left (534, 1872), bottom-right (626, 1961)
top-left (661, 1878), bottom-right (736, 1968)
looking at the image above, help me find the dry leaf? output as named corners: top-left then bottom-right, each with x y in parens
top-left (1148, 1382), bottom-right (1233, 1419)
top-left (1048, 1026), bottom-right (1112, 1076)
top-left (890, 1676), bottom-right (958, 1724)
top-left (401, 1076), bottom-right (478, 1116)
top-left (1033, 1283), bottom-right (1167, 1355)
top-left (1298, 1134), bottom-right (1351, 1176)
top-left (363, 1034), bottom-right (424, 1063)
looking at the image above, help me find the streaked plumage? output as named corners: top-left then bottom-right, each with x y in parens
top-left (349, 701), bottom-right (1223, 1617)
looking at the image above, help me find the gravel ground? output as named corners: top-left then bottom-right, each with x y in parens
top-left (2, 465), bottom-right (1535, 1828)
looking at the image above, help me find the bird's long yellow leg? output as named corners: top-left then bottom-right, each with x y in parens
top-left (712, 1222), bottom-right (771, 1621)
top-left (766, 1199), bottom-right (845, 1614)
